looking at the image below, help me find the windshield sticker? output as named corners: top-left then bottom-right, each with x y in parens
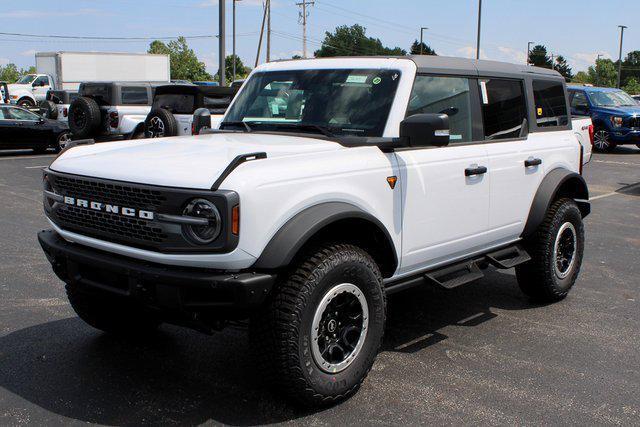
top-left (346, 75), bottom-right (368, 84)
top-left (372, 77), bottom-right (382, 85)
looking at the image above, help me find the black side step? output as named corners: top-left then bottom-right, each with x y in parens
top-left (385, 243), bottom-right (532, 294)
top-left (424, 260), bottom-right (484, 290)
top-left (485, 244), bottom-right (531, 269)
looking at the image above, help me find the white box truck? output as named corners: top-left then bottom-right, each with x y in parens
top-left (8, 52), bottom-right (170, 107)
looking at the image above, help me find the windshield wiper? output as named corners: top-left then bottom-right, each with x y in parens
top-left (220, 121), bottom-right (252, 132)
top-left (264, 122), bottom-right (337, 138)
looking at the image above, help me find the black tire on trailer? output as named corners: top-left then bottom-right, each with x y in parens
top-left (66, 281), bottom-right (161, 336)
top-left (68, 96), bottom-right (102, 139)
top-left (250, 243), bottom-right (386, 407)
top-left (38, 100), bottom-right (58, 119)
top-left (17, 97), bottom-right (35, 108)
top-left (145, 108), bottom-right (178, 138)
top-left (516, 198), bottom-right (585, 302)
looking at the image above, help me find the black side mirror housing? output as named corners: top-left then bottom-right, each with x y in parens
top-left (399, 113), bottom-right (450, 148)
top-left (192, 107), bottom-right (211, 135)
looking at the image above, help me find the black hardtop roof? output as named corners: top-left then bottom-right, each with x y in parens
top-left (80, 81), bottom-right (170, 88)
top-left (154, 84), bottom-right (237, 97)
top-left (408, 55), bottom-right (563, 79)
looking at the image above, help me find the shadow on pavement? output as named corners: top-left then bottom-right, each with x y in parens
top-left (0, 269), bottom-right (537, 425)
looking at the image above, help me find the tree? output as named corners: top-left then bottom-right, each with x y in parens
top-left (314, 24), bottom-right (406, 57)
top-left (0, 64), bottom-right (21, 82)
top-left (528, 45), bottom-right (552, 68)
top-left (148, 37), bottom-right (212, 81)
top-left (621, 50), bottom-right (640, 89)
top-left (554, 55), bottom-right (573, 81)
top-left (410, 40), bottom-right (436, 56)
top-left (223, 54), bottom-right (249, 82)
top-left (623, 77), bottom-right (640, 95)
top-left (588, 58), bottom-right (617, 87)
top-left (571, 71), bottom-right (592, 85)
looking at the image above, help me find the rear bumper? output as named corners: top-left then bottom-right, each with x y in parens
top-left (38, 229), bottom-right (276, 320)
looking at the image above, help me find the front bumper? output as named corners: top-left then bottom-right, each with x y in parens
top-left (38, 230), bottom-right (276, 321)
top-left (610, 128), bottom-right (640, 143)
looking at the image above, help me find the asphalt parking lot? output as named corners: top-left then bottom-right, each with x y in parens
top-left (0, 146), bottom-right (639, 425)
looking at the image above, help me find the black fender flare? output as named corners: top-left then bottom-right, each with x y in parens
top-left (521, 168), bottom-right (590, 238)
top-left (253, 202), bottom-right (398, 273)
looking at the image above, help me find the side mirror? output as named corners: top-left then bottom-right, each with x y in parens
top-left (399, 113), bottom-right (450, 148)
top-left (192, 107), bottom-right (211, 135)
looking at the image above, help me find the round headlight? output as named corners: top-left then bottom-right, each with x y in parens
top-left (182, 198), bottom-right (222, 244)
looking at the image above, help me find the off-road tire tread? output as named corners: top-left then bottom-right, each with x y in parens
top-left (516, 198), bottom-right (584, 302)
top-left (250, 243), bottom-right (385, 407)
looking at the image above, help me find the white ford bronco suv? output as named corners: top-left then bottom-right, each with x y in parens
top-left (39, 56), bottom-right (591, 406)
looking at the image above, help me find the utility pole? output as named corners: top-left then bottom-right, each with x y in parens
top-left (420, 27), bottom-right (428, 55)
top-left (219, 0), bottom-right (226, 86)
top-left (476, 0), bottom-right (482, 59)
top-left (255, 1), bottom-right (268, 67)
top-left (233, 0), bottom-right (241, 82)
top-left (596, 54), bottom-right (603, 87)
top-left (617, 25), bottom-right (627, 88)
top-left (527, 41), bottom-right (534, 65)
top-left (266, 0), bottom-right (271, 62)
top-left (296, 0), bottom-right (314, 58)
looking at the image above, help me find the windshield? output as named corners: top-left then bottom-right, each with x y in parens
top-left (587, 90), bottom-right (637, 107)
top-left (16, 74), bottom-right (37, 85)
top-left (223, 69), bottom-right (401, 137)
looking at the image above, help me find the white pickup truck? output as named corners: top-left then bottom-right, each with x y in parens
top-left (40, 56), bottom-right (591, 406)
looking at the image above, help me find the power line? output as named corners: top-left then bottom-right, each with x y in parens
top-left (0, 31), bottom-right (216, 41)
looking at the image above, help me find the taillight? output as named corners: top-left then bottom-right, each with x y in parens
top-left (109, 111), bottom-right (119, 128)
top-left (588, 124), bottom-right (594, 146)
top-left (191, 121), bottom-right (197, 135)
top-left (63, 107), bottom-right (68, 117)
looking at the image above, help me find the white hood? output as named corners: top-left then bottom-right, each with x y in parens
top-left (7, 83), bottom-right (31, 95)
top-left (50, 133), bottom-right (343, 189)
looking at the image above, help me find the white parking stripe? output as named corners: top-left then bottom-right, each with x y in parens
top-left (590, 183), bottom-right (640, 201)
top-left (593, 159), bottom-right (640, 167)
top-left (24, 165), bottom-right (48, 169)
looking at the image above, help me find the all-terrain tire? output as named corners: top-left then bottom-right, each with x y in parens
top-left (250, 243), bottom-right (386, 407)
top-left (66, 282), bottom-right (160, 336)
top-left (516, 198), bottom-right (585, 302)
top-left (38, 100), bottom-right (58, 119)
top-left (68, 96), bottom-right (102, 138)
top-left (145, 108), bottom-right (178, 138)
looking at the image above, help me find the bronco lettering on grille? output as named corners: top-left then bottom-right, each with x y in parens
top-left (63, 196), bottom-right (154, 220)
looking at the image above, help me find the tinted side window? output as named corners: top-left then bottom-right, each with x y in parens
top-left (408, 76), bottom-right (473, 143)
top-left (570, 91), bottom-right (589, 112)
top-left (532, 80), bottom-right (568, 128)
top-left (480, 79), bottom-right (527, 140)
top-left (33, 76), bottom-right (49, 86)
top-left (121, 87), bottom-right (149, 105)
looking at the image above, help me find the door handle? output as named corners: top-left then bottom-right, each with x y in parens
top-left (465, 165), bottom-right (487, 176)
top-left (524, 158), bottom-right (542, 167)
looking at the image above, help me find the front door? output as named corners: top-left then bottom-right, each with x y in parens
top-left (395, 75), bottom-right (491, 276)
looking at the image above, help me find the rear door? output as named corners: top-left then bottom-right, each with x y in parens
top-left (8, 106), bottom-right (50, 145)
top-left (0, 106), bottom-right (23, 148)
top-left (395, 75), bottom-right (491, 274)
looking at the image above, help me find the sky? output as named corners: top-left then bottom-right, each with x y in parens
top-left (0, 0), bottom-right (638, 76)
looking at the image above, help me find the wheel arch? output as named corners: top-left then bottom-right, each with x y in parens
top-left (252, 202), bottom-right (398, 278)
top-left (522, 168), bottom-right (590, 238)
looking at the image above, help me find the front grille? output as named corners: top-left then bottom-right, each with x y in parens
top-left (57, 205), bottom-right (167, 243)
top-left (628, 116), bottom-right (640, 129)
top-left (44, 170), bottom-right (239, 253)
top-left (53, 175), bottom-right (166, 210)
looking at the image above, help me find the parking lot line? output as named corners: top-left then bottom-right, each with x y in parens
top-left (590, 183), bottom-right (640, 201)
top-left (24, 165), bottom-right (49, 169)
top-left (593, 159), bottom-right (640, 167)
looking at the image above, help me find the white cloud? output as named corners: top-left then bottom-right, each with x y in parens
top-left (496, 46), bottom-right (527, 64)
top-left (0, 8), bottom-right (104, 18)
top-left (456, 46), bottom-right (487, 60)
top-left (20, 49), bottom-right (38, 57)
top-left (0, 58), bottom-right (10, 66)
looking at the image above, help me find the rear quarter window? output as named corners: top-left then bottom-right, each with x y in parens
top-left (532, 80), bottom-right (568, 128)
top-left (121, 87), bottom-right (149, 105)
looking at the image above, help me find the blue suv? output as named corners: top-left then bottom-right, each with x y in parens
top-left (568, 85), bottom-right (640, 152)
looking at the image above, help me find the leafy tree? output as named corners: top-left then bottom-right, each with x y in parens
top-left (148, 37), bottom-right (212, 81)
top-left (314, 24), bottom-right (406, 57)
top-left (0, 64), bottom-right (21, 82)
top-left (554, 55), bottom-right (573, 81)
top-left (588, 58), bottom-right (617, 87)
top-left (528, 45), bottom-right (552, 68)
top-left (223, 54), bottom-right (249, 82)
top-left (621, 50), bottom-right (640, 89)
top-left (292, 54), bottom-right (302, 60)
top-left (623, 77), bottom-right (640, 95)
top-left (410, 40), bottom-right (436, 56)
top-left (572, 71), bottom-right (592, 85)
